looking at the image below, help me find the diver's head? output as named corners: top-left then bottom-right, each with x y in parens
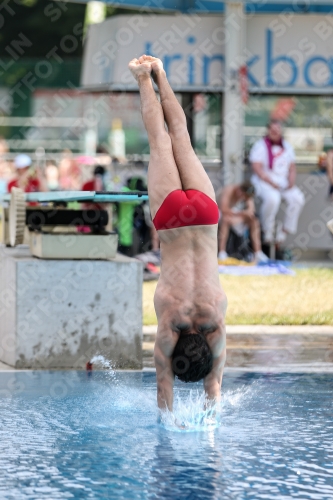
top-left (171, 333), bottom-right (213, 383)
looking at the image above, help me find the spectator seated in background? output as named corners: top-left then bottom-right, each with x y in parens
top-left (8, 154), bottom-right (41, 193)
top-left (218, 181), bottom-right (268, 263)
top-left (249, 119), bottom-right (305, 245)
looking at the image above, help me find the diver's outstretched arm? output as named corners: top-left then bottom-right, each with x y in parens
top-left (203, 351), bottom-right (226, 403)
top-left (154, 343), bottom-right (174, 411)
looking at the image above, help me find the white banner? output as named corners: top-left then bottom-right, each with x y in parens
top-left (81, 14), bottom-right (333, 91)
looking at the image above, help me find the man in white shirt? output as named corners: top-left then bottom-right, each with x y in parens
top-left (249, 119), bottom-right (305, 244)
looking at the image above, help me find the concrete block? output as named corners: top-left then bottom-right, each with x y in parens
top-left (0, 245), bottom-right (143, 369)
top-left (29, 231), bottom-right (118, 260)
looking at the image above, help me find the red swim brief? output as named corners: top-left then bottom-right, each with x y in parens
top-left (153, 189), bottom-right (219, 230)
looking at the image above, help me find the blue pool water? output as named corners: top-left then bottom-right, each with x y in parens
top-left (0, 370), bottom-right (332, 499)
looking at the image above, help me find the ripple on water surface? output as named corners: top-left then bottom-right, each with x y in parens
top-left (0, 370), bottom-right (332, 499)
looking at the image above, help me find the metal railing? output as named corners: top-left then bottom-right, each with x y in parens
top-left (0, 116), bottom-right (89, 153)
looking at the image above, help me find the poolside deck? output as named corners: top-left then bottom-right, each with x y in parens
top-left (1, 325), bottom-right (332, 372)
top-left (143, 325), bottom-right (333, 372)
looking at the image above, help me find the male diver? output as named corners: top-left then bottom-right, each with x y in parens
top-left (129, 56), bottom-right (227, 412)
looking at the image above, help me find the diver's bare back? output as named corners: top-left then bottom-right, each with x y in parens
top-left (154, 224), bottom-right (226, 349)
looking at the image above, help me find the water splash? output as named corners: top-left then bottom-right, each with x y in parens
top-left (87, 356), bottom-right (257, 432)
top-left (90, 355), bottom-right (117, 382)
top-left (90, 354), bottom-right (113, 369)
top-left (160, 390), bottom-right (221, 432)
top-left (160, 384), bottom-right (256, 432)
top-left (222, 384), bottom-right (255, 408)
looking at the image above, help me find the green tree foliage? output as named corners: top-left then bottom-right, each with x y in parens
top-left (0, 0), bottom-right (85, 58)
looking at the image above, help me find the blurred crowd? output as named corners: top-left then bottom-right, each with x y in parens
top-left (0, 138), bottom-right (156, 260)
top-left (0, 143), bottom-right (113, 195)
top-left (1, 121), bottom-right (333, 266)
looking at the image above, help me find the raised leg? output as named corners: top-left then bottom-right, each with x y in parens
top-left (129, 58), bottom-right (182, 219)
top-left (139, 55), bottom-right (216, 201)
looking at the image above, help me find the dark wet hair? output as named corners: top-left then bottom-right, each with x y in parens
top-left (171, 334), bottom-right (213, 383)
top-left (240, 180), bottom-right (255, 197)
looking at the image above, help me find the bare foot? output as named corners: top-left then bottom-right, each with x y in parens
top-left (138, 55), bottom-right (164, 83)
top-left (128, 57), bottom-right (152, 81)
